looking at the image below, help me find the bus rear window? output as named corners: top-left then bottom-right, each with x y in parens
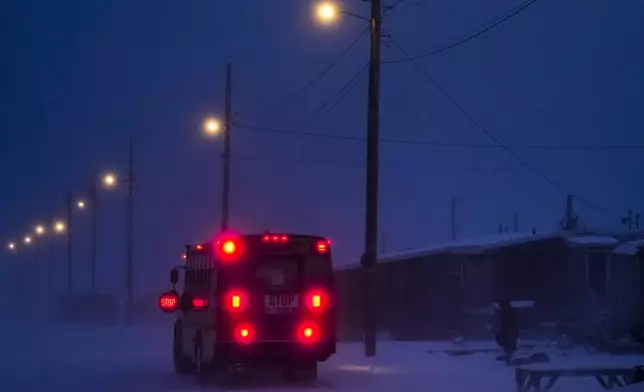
top-left (303, 255), bottom-right (332, 279)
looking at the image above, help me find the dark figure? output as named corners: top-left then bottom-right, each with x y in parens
top-left (495, 301), bottom-right (519, 357)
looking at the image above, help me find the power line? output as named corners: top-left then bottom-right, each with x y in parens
top-left (386, 32), bottom-right (621, 218)
top-left (290, 62), bottom-right (370, 131)
top-left (231, 153), bottom-right (642, 175)
top-left (271, 27), bottom-right (369, 111)
top-left (383, 0), bottom-right (540, 64)
top-left (236, 123), bottom-right (644, 151)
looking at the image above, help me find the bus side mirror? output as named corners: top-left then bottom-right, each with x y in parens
top-left (170, 269), bottom-right (179, 284)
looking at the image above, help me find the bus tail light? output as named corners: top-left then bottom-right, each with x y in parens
top-left (159, 291), bottom-right (179, 313)
top-left (316, 240), bottom-right (330, 254)
top-left (234, 323), bottom-right (255, 344)
top-left (224, 289), bottom-right (248, 313)
top-left (305, 289), bottom-right (329, 313)
top-left (297, 321), bottom-right (320, 344)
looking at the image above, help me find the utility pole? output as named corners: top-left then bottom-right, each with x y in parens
top-left (66, 192), bottom-right (73, 292)
top-left (622, 210), bottom-right (633, 231)
top-left (361, 0), bottom-right (382, 358)
top-left (563, 194), bottom-right (577, 231)
top-left (221, 62), bottom-right (232, 232)
top-left (90, 171), bottom-right (98, 293)
top-left (450, 196), bottom-right (457, 241)
top-left (126, 136), bottom-right (135, 326)
top-left (636, 213), bottom-right (640, 231)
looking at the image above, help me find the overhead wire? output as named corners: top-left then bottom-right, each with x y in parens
top-left (289, 62), bottom-right (370, 131)
top-left (384, 32), bottom-right (621, 218)
top-left (235, 123), bottom-right (644, 151)
top-left (270, 26), bottom-right (370, 111)
top-left (382, 0), bottom-right (540, 64)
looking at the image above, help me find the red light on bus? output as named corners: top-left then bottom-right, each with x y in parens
top-left (262, 233), bottom-right (289, 243)
top-left (234, 323), bottom-right (255, 344)
top-left (159, 291), bottom-right (179, 313)
top-left (224, 289), bottom-right (248, 312)
top-left (316, 240), bottom-right (329, 254)
top-left (181, 253), bottom-right (187, 261)
top-left (305, 289), bottom-right (329, 312)
top-left (297, 321), bottom-right (320, 344)
top-left (215, 234), bottom-right (244, 262)
top-left (222, 240), bottom-right (237, 255)
top-left (192, 297), bottom-right (209, 311)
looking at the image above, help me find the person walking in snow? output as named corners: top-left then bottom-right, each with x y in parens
top-left (495, 301), bottom-right (519, 362)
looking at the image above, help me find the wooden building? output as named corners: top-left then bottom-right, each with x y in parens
top-left (334, 230), bottom-right (644, 341)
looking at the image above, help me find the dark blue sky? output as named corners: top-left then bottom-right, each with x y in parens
top-left (1, 0), bottom-right (643, 296)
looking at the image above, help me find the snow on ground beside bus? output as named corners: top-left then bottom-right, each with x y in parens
top-left (1, 322), bottom-right (644, 392)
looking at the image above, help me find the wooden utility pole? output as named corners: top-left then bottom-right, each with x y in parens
top-left (362, 0), bottom-right (382, 358)
top-left (89, 171), bottom-right (98, 293)
top-left (125, 136), bottom-right (135, 326)
top-left (221, 62), bottom-right (232, 232)
top-left (66, 192), bottom-right (73, 291)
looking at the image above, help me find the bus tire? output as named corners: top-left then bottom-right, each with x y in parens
top-left (194, 335), bottom-right (211, 384)
top-left (173, 323), bottom-right (192, 375)
top-left (284, 361), bottom-right (317, 381)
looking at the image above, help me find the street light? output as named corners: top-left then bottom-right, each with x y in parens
top-left (34, 224), bottom-right (46, 236)
top-left (7, 242), bottom-right (16, 251)
top-left (53, 220), bottom-right (66, 234)
top-left (23, 236), bottom-right (33, 245)
top-left (315, 1), bottom-right (340, 24)
top-left (77, 200), bottom-right (86, 210)
top-left (202, 117), bottom-right (222, 138)
top-left (314, 0), bottom-right (381, 358)
top-left (102, 173), bottom-right (117, 189)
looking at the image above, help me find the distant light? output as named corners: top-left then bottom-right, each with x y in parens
top-left (54, 221), bottom-right (66, 234)
top-left (102, 173), bottom-right (117, 189)
top-left (77, 200), bottom-right (86, 209)
top-left (7, 242), bottom-right (16, 251)
top-left (203, 117), bottom-right (221, 137)
top-left (23, 236), bottom-right (32, 245)
top-left (34, 225), bottom-right (46, 236)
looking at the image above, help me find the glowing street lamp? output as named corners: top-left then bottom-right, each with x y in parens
top-left (23, 236), bottom-right (33, 245)
top-left (7, 242), bottom-right (16, 251)
top-left (53, 221), bottom-right (66, 234)
top-left (102, 172), bottom-right (117, 189)
top-left (315, 1), bottom-right (340, 25)
top-left (202, 117), bottom-right (222, 138)
top-left (77, 199), bottom-right (86, 210)
top-left (34, 224), bottom-right (46, 236)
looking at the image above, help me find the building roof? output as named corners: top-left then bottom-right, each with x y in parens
top-left (613, 239), bottom-right (644, 256)
top-left (334, 230), bottom-right (574, 271)
top-left (566, 236), bottom-right (619, 247)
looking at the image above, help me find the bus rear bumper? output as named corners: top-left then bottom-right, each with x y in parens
top-left (213, 341), bottom-right (336, 364)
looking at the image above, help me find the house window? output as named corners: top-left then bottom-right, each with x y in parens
top-left (587, 252), bottom-right (608, 295)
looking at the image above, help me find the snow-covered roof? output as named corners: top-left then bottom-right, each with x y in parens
top-left (566, 236), bottom-right (619, 247)
top-left (613, 239), bottom-right (644, 256)
top-left (334, 231), bottom-right (571, 271)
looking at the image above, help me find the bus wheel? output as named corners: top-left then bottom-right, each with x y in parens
top-left (284, 361), bottom-right (317, 381)
top-left (194, 339), bottom-right (211, 384)
top-left (173, 326), bottom-right (192, 375)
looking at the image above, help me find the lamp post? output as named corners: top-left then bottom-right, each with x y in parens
top-left (314, 0), bottom-right (381, 357)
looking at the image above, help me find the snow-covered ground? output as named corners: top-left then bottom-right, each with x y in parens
top-left (2, 321), bottom-right (644, 392)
